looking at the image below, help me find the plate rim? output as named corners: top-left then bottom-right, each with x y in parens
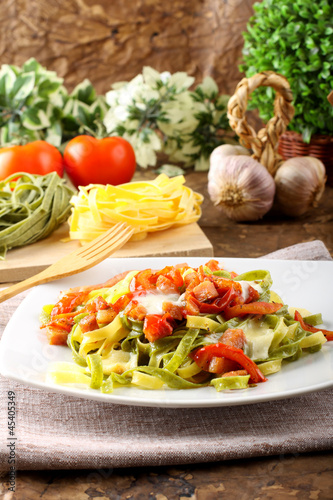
top-left (1, 256), bottom-right (332, 408)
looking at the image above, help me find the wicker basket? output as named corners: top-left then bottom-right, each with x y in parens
top-left (227, 71), bottom-right (294, 176)
top-left (278, 131), bottom-right (333, 186)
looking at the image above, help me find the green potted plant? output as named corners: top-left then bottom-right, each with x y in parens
top-left (240, 0), bottom-right (333, 181)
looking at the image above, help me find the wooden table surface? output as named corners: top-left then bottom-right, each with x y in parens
top-left (2, 170), bottom-right (333, 499)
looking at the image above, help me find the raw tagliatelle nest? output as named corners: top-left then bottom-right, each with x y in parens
top-left (69, 174), bottom-right (203, 244)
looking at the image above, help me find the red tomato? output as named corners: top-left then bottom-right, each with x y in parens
top-left (143, 314), bottom-right (174, 343)
top-left (63, 135), bottom-right (136, 188)
top-left (0, 141), bottom-right (64, 180)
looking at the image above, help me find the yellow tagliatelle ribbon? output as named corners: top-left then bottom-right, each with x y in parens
top-left (69, 174), bottom-right (203, 243)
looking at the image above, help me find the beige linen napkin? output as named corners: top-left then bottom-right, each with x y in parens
top-left (0, 240), bottom-right (332, 471)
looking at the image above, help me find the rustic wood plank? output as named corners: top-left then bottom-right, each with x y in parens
top-left (0, 222), bottom-right (213, 283)
top-left (7, 451), bottom-right (333, 499)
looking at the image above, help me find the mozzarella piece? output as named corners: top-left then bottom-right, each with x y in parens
top-left (136, 292), bottom-right (182, 315)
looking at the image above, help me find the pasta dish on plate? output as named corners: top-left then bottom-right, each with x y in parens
top-left (40, 260), bottom-right (333, 394)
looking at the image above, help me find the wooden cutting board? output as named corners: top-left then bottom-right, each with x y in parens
top-left (0, 223), bottom-right (213, 283)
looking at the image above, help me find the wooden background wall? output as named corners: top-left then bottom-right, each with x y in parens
top-left (0, 0), bottom-right (257, 94)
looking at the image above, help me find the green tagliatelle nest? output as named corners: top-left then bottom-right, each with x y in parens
top-left (0, 172), bottom-right (75, 259)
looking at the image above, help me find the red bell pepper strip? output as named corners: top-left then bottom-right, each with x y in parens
top-left (45, 318), bottom-right (73, 333)
top-left (294, 311), bottom-right (333, 341)
top-left (223, 301), bottom-right (283, 320)
top-left (51, 292), bottom-right (88, 316)
top-left (192, 343), bottom-right (267, 383)
top-left (207, 329), bottom-right (246, 374)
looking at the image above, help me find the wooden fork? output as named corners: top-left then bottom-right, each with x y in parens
top-left (0, 222), bottom-right (134, 303)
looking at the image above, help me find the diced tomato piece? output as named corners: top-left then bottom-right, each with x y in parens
top-left (96, 308), bottom-right (117, 324)
top-left (206, 328), bottom-right (246, 374)
top-left (168, 267), bottom-right (184, 289)
top-left (223, 302), bottom-right (283, 320)
top-left (154, 266), bottom-right (184, 290)
top-left (197, 265), bottom-right (211, 282)
top-left (51, 292), bottom-right (87, 316)
top-left (45, 317), bottom-right (73, 333)
top-left (192, 343), bottom-right (267, 384)
top-left (221, 370), bottom-right (248, 378)
top-left (143, 314), bottom-right (174, 342)
top-left (192, 280), bottom-right (219, 302)
top-left (229, 283), bottom-right (260, 306)
top-left (174, 262), bottom-right (189, 269)
top-left (184, 271), bottom-right (200, 291)
top-left (112, 293), bottom-right (133, 313)
top-left (208, 356), bottom-right (241, 374)
top-left (79, 313), bottom-right (99, 333)
top-left (246, 286), bottom-right (260, 303)
top-left (45, 326), bottom-right (69, 346)
top-left (184, 292), bottom-right (201, 316)
top-left (229, 271), bottom-right (238, 278)
top-left (204, 259), bottom-right (221, 272)
top-left (130, 269), bottom-right (156, 293)
top-left (294, 311), bottom-right (333, 341)
top-left (212, 277), bottom-right (242, 296)
top-left (162, 301), bottom-right (184, 320)
top-left (127, 303), bottom-right (147, 321)
top-left (156, 275), bottom-right (178, 294)
top-left (91, 295), bottom-right (110, 311)
top-left (192, 287), bottom-right (237, 314)
top-left (154, 265), bottom-right (173, 277)
top-left (52, 295), bottom-right (114, 319)
top-left (219, 328), bottom-right (246, 349)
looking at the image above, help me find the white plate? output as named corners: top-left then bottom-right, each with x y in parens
top-left (0, 257), bottom-right (332, 408)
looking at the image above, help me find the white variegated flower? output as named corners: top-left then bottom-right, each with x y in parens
top-left (123, 129), bottom-right (162, 168)
top-left (102, 109), bottom-right (116, 132)
top-left (113, 105), bottom-right (130, 121)
top-left (134, 141), bottom-right (158, 168)
top-left (194, 155), bottom-right (210, 171)
top-left (138, 87), bottom-right (160, 103)
top-left (196, 76), bottom-right (219, 97)
top-left (145, 129), bottom-right (162, 150)
top-left (111, 81), bottom-right (128, 90)
top-left (103, 67), bottom-right (228, 170)
top-left (125, 119), bottom-right (140, 131)
top-left (160, 71), bottom-right (171, 83)
top-left (177, 139), bottom-right (200, 156)
top-left (168, 72), bottom-right (195, 92)
top-left (142, 66), bottom-right (161, 88)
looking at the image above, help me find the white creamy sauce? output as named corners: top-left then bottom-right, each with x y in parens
top-left (135, 292), bottom-right (184, 315)
top-left (237, 280), bottom-right (263, 301)
top-left (243, 319), bottom-right (274, 361)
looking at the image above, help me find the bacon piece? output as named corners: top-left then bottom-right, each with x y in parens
top-left (79, 314), bottom-right (99, 333)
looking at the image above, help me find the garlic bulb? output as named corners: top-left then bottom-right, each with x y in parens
top-left (208, 155), bottom-right (276, 221)
top-left (208, 144), bottom-right (250, 183)
top-left (275, 157), bottom-right (326, 217)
